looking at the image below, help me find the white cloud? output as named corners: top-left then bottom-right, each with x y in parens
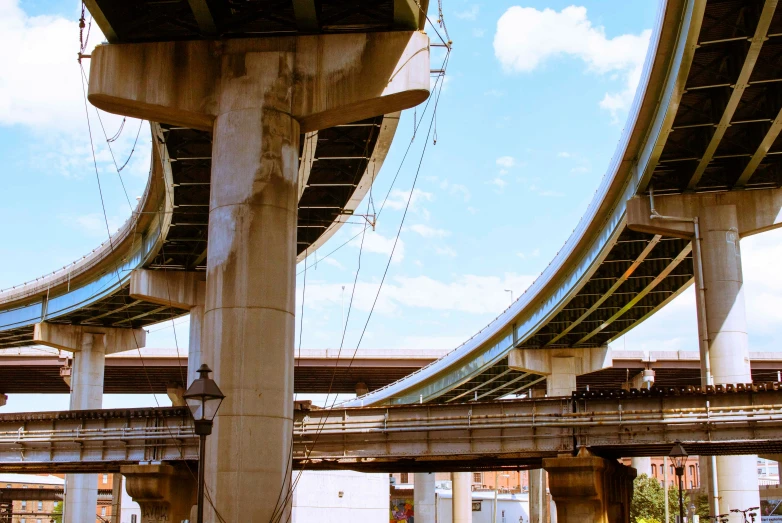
top-left (456, 5), bottom-right (480, 20)
top-left (493, 6), bottom-right (651, 118)
top-left (496, 156), bottom-right (516, 168)
top-left (384, 188), bottom-right (433, 212)
top-left (435, 178), bottom-right (472, 202)
top-left (571, 166), bottom-right (590, 174)
top-left (473, 28), bottom-right (485, 38)
top-left (484, 89), bottom-right (505, 97)
top-left (409, 224), bottom-right (450, 238)
top-left (351, 229), bottom-right (405, 263)
top-left (321, 257), bottom-right (345, 270)
top-left (557, 151), bottom-right (571, 158)
top-left (435, 246), bottom-right (457, 257)
top-left (302, 273), bottom-right (535, 316)
top-left (70, 212), bottom-right (124, 238)
top-left (0, 1), bottom-right (152, 180)
top-left (489, 177), bottom-right (507, 190)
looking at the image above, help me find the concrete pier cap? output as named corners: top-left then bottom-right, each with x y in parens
top-left (508, 346), bottom-right (612, 396)
top-left (33, 322), bottom-right (146, 354)
top-left (87, 31), bottom-right (431, 133)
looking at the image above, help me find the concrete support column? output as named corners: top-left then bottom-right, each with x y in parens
top-left (631, 457), bottom-right (652, 478)
top-left (452, 472), bottom-right (472, 523)
top-left (66, 332), bottom-right (106, 523)
top-left (0, 394), bottom-right (6, 408)
top-left (544, 451), bottom-right (636, 523)
top-left (32, 323), bottom-right (146, 523)
top-left (699, 205), bottom-right (759, 521)
top-left (110, 473), bottom-right (122, 523)
top-left (415, 473), bottom-right (436, 523)
top-left (188, 281), bottom-right (206, 385)
top-left (548, 356), bottom-right (577, 397)
top-left (529, 469), bottom-right (550, 523)
top-left (201, 62), bottom-right (300, 523)
top-left (121, 464), bottom-right (196, 523)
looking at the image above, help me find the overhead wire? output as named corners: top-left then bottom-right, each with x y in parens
top-left (274, 48), bottom-right (451, 522)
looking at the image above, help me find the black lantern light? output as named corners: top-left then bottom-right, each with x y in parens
top-left (183, 364), bottom-right (225, 523)
top-left (669, 440), bottom-right (688, 523)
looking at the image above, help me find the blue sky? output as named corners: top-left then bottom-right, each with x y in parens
top-left (2, 0), bottom-right (781, 411)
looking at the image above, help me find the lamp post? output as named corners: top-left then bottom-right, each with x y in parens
top-left (183, 364), bottom-right (225, 523)
top-left (669, 440), bottom-right (688, 523)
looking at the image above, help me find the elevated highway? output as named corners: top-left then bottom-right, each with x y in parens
top-left (341, 0), bottom-right (782, 407)
top-left (1, 386), bottom-right (780, 474)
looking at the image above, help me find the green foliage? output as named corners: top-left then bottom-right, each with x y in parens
top-left (52, 501), bottom-right (63, 523)
top-left (694, 492), bottom-right (711, 518)
top-left (631, 473), bottom-right (690, 523)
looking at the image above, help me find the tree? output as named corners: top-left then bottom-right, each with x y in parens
top-left (51, 501), bottom-right (63, 523)
top-left (631, 474), bottom-right (690, 523)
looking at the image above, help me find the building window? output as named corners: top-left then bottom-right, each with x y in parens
top-left (670, 465), bottom-right (674, 476)
top-left (400, 473), bottom-right (408, 484)
top-left (37, 501), bottom-right (42, 510)
top-left (473, 472), bottom-right (482, 484)
top-left (131, 515), bottom-right (138, 523)
top-left (651, 464), bottom-right (657, 476)
top-left (101, 507), bottom-right (107, 516)
top-left (102, 474), bottom-right (109, 484)
top-left (689, 465), bottom-right (695, 477)
top-left (21, 500), bottom-right (26, 509)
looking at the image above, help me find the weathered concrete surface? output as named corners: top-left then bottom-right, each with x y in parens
top-left (509, 346), bottom-right (611, 396)
top-left (629, 198), bottom-right (763, 522)
top-left (88, 29), bottom-right (429, 523)
top-left (65, 331), bottom-right (108, 523)
top-left (33, 323), bottom-right (146, 355)
top-left (414, 472), bottom-right (436, 523)
top-left (630, 457), bottom-right (652, 477)
top-left (129, 269), bottom-right (205, 384)
top-left (121, 464), bottom-right (196, 523)
top-left (88, 32), bottom-right (430, 133)
top-left (544, 451), bottom-right (636, 523)
top-left (627, 188), bottom-right (782, 238)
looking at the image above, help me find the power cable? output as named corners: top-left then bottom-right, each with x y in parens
top-left (276, 50), bottom-right (451, 519)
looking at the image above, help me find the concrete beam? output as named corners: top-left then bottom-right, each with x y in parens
top-left (33, 323), bottom-right (145, 355)
top-left (627, 188), bottom-right (782, 238)
top-left (508, 346), bottom-right (612, 377)
top-left (88, 31), bottom-right (430, 133)
top-left (129, 268), bottom-right (204, 310)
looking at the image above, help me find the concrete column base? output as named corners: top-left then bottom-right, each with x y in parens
top-left (121, 464), bottom-right (196, 523)
top-left (544, 452), bottom-right (636, 523)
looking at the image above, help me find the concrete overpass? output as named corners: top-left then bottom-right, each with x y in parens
top-left (0, 0), bottom-right (433, 520)
top-left (0, 347), bottom-right (447, 395)
top-left (1, 0), bottom-right (781, 521)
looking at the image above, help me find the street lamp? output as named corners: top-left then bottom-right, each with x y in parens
top-left (669, 440), bottom-right (688, 523)
top-left (184, 364), bottom-right (225, 523)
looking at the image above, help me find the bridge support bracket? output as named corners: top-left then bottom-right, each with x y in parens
top-left (121, 464), bottom-right (196, 523)
top-left (543, 450), bottom-right (636, 523)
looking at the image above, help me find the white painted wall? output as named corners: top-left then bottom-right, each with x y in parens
top-left (119, 476), bottom-right (141, 523)
top-left (292, 470), bottom-right (389, 523)
top-left (436, 490), bottom-right (530, 523)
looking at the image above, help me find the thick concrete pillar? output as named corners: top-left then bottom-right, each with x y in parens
top-left (200, 65), bottom-right (300, 523)
top-left (188, 282), bottom-right (206, 385)
top-left (121, 464), bottom-right (196, 523)
top-left (700, 205), bottom-right (759, 521)
top-left (66, 332), bottom-right (105, 523)
top-left (110, 473), bottom-right (122, 523)
top-left (631, 457), bottom-right (652, 477)
top-left (544, 450), bottom-right (636, 523)
top-left (88, 31), bottom-right (429, 523)
top-left (415, 473), bottom-right (436, 523)
top-left (452, 472), bottom-right (472, 523)
top-left (33, 323), bottom-right (146, 523)
top-left (548, 356), bottom-right (577, 397)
